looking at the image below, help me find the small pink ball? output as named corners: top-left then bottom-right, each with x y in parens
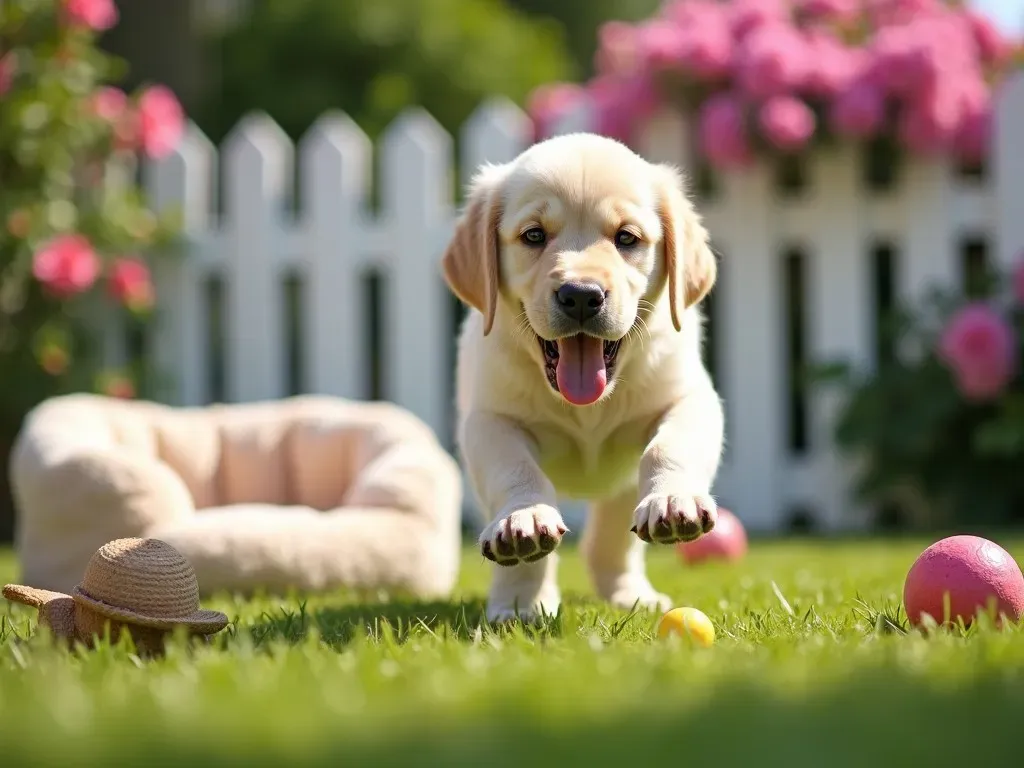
top-left (677, 507), bottom-right (748, 565)
top-left (903, 535), bottom-right (1024, 628)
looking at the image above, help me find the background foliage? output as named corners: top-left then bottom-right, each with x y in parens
top-left (198, 0), bottom-right (573, 144)
top-left (0, 0), bottom-right (181, 536)
top-left (822, 263), bottom-right (1024, 529)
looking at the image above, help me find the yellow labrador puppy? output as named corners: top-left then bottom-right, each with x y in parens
top-left (443, 132), bottom-right (723, 622)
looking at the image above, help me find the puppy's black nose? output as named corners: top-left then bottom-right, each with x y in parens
top-left (555, 282), bottom-right (606, 322)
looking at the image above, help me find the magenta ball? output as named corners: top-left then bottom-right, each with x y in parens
top-left (903, 535), bottom-right (1024, 628)
top-left (677, 507), bottom-right (748, 565)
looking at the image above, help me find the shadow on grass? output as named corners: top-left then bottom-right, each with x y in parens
top-left (248, 597), bottom-right (566, 647)
top-left (14, 667), bottom-right (1023, 767)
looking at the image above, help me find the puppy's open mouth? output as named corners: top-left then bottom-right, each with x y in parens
top-left (538, 334), bottom-right (622, 406)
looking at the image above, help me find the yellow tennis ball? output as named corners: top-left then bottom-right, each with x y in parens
top-left (656, 607), bottom-right (715, 647)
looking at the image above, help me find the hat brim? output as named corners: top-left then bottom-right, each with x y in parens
top-left (71, 587), bottom-right (229, 634)
top-left (3, 584), bottom-right (71, 608)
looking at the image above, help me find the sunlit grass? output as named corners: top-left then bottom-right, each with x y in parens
top-left (1, 537), bottom-right (1022, 766)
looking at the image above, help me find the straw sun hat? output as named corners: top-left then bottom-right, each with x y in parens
top-left (3, 538), bottom-right (228, 647)
top-left (71, 537), bottom-right (228, 632)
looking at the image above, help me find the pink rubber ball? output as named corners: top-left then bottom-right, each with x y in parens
top-left (903, 535), bottom-right (1024, 628)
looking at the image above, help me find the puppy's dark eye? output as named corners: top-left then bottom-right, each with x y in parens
top-left (615, 230), bottom-right (639, 248)
top-left (521, 227), bottom-right (546, 246)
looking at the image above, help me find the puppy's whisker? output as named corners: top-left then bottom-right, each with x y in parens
top-left (633, 315), bottom-right (650, 338)
top-left (627, 320), bottom-right (649, 353)
top-left (511, 312), bottom-right (533, 344)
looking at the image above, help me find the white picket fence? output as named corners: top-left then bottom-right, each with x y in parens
top-left (129, 72), bottom-right (1024, 533)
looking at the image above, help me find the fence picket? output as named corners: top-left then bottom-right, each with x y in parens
top-left (222, 113), bottom-right (293, 403)
top-left (714, 166), bottom-right (784, 530)
top-left (807, 148), bottom-right (871, 530)
top-left (381, 109), bottom-right (453, 440)
top-left (461, 98), bottom-right (530, 183)
top-left (300, 113), bottom-right (371, 400)
top-left (145, 123), bottom-right (215, 405)
top-left (995, 75), bottom-right (1024, 273)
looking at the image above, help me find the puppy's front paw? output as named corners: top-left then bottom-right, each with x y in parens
top-left (479, 505), bottom-right (567, 566)
top-left (631, 491), bottom-right (716, 544)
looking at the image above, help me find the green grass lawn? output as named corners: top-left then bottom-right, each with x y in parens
top-left (2, 536), bottom-right (1024, 767)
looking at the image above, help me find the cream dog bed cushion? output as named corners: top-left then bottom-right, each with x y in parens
top-left (9, 394), bottom-right (462, 598)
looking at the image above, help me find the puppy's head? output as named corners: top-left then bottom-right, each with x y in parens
top-left (442, 133), bottom-right (715, 407)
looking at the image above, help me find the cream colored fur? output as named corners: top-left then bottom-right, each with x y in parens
top-left (9, 393), bottom-right (462, 598)
top-left (443, 132), bottom-right (724, 622)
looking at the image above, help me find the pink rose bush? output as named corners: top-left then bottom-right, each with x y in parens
top-left (930, 251), bottom-right (1024, 404)
top-left (527, 0), bottom-right (1022, 169)
top-left (831, 249), bottom-right (1024, 528)
top-left (62, 0), bottom-right (118, 31)
top-left (938, 304), bottom-right (1016, 402)
top-left (699, 92), bottom-right (754, 167)
top-left (1, 0), bottom-right (184, 416)
top-left (32, 235), bottom-right (101, 298)
top-left (138, 85), bottom-right (186, 159)
top-left (758, 95), bottom-right (815, 152)
top-left (108, 257), bottom-right (155, 312)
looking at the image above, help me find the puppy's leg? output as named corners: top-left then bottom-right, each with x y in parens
top-left (461, 411), bottom-right (566, 622)
top-left (584, 488), bottom-right (671, 612)
top-left (486, 555), bottom-right (562, 624)
top-left (632, 377), bottom-right (725, 545)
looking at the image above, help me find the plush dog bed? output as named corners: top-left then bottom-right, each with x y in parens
top-left (8, 394), bottom-right (462, 598)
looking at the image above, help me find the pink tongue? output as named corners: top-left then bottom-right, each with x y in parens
top-left (556, 335), bottom-right (607, 406)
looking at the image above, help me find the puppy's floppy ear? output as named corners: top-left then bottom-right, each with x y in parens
top-left (654, 164), bottom-right (717, 332)
top-left (441, 164), bottom-right (508, 336)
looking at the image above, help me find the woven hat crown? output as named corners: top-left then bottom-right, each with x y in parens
top-left (79, 538), bottom-right (200, 619)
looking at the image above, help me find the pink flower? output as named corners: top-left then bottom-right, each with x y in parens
top-left (0, 52), bottom-right (15, 97)
top-left (62, 0), bottom-right (118, 31)
top-left (1012, 255), bottom-right (1024, 305)
top-left (938, 303), bottom-right (1017, 402)
top-left (638, 20), bottom-right (687, 70)
top-left (32, 234), bottom-right (101, 298)
top-left (588, 74), bottom-right (657, 143)
top-left (735, 23), bottom-right (810, 99)
top-left (528, 82), bottom-right (587, 139)
top-left (865, 0), bottom-right (941, 27)
top-left (963, 10), bottom-right (1011, 68)
top-left (868, 26), bottom-right (937, 96)
top-left (729, 0), bottom-right (789, 41)
top-left (108, 257), bottom-right (155, 311)
top-left (698, 92), bottom-right (753, 168)
top-left (661, 0), bottom-right (723, 24)
top-left (830, 80), bottom-right (886, 139)
top-left (595, 21), bottom-right (639, 76)
top-left (758, 95), bottom-right (815, 152)
top-left (898, 80), bottom-right (963, 155)
top-left (90, 86), bottom-right (127, 121)
top-left (681, 19), bottom-right (734, 80)
top-left (112, 108), bottom-right (139, 152)
top-left (655, 2), bottom-right (734, 80)
top-left (803, 31), bottom-right (866, 98)
top-left (953, 86), bottom-right (992, 165)
top-left (797, 0), bottom-right (860, 23)
top-left (137, 85), bottom-right (184, 159)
